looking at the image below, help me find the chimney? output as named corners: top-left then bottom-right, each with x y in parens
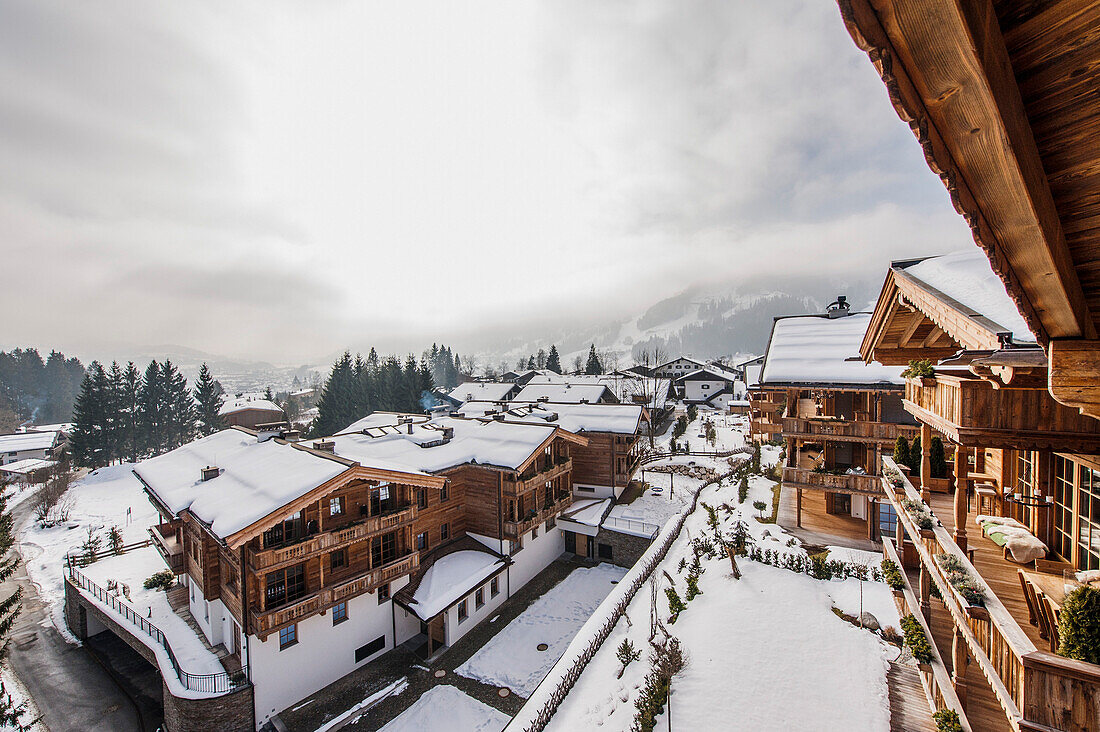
top-left (407, 420), bottom-right (414, 434)
top-left (281, 429), bottom-right (302, 442)
top-left (442, 427), bottom-right (454, 440)
top-left (493, 414), bottom-right (505, 421)
top-left (827, 296), bottom-right (851, 318)
top-left (201, 466), bottom-right (220, 482)
top-left (313, 440), bottom-right (335, 453)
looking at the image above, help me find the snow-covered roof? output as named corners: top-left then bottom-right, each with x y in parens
top-left (655, 356), bottom-right (707, 370)
top-left (902, 249), bottom-right (1035, 343)
top-left (523, 373), bottom-right (669, 409)
top-left (561, 498), bottom-right (611, 527)
top-left (0, 431), bottom-right (59, 453)
top-left (343, 412), bottom-right (428, 433)
top-left (677, 366), bottom-right (738, 383)
top-left (513, 383), bottom-right (615, 404)
top-left (329, 416), bottom-right (560, 473)
top-left (134, 429), bottom-right (349, 539)
top-left (761, 313), bottom-right (905, 387)
top-left (409, 549), bottom-right (506, 619)
top-left (218, 396), bottom-right (283, 416)
top-left (447, 382), bottom-right (516, 403)
top-left (23, 422), bottom-right (74, 435)
top-left (459, 401), bottom-right (644, 435)
top-left (0, 458), bottom-right (56, 475)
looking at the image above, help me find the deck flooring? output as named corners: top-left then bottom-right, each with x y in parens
top-left (887, 661), bottom-right (937, 732)
top-left (777, 485), bottom-right (879, 550)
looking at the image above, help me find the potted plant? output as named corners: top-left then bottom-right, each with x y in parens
top-left (902, 359), bottom-right (937, 387)
top-left (935, 552), bottom-right (988, 620)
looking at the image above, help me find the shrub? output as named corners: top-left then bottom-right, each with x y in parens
top-left (881, 626), bottom-right (902, 646)
top-left (929, 437), bottom-right (949, 479)
top-left (881, 559), bottom-right (905, 591)
top-left (80, 528), bottom-right (102, 564)
top-left (1058, 585), bottom-right (1100, 664)
top-left (932, 708), bottom-right (963, 732)
top-left (916, 513), bottom-right (935, 531)
top-left (107, 526), bottom-right (124, 555)
top-left (893, 436), bottom-right (911, 472)
top-left (907, 435), bottom-right (922, 474)
top-left (951, 577), bottom-right (984, 606)
top-left (143, 570), bottom-right (175, 592)
top-left (664, 587), bottom-right (685, 623)
top-left (685, 572), bottom-right (701, 601)
top-left (752, 500), bottom-right (767, 518)
top-left (687, 404), bottom-right (698, 423)
top-left (900, 614), bottom-right (934, 664)
top-left (934, 552), bottom-right (965, 574)
top-left (738, 474), bottom-right (749, 503)
top-left (616, 638), bottom-right (641, 674)
top-left (901, 359), bottom-right (934, 379)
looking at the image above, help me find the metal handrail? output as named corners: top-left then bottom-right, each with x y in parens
top-left (67, 565), bottom-right (248, 695)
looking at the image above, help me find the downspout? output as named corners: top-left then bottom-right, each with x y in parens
top-left (239, 544), bottom-right (256, 732)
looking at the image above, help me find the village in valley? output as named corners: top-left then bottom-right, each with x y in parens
top-left (2, 2), bottom-right (1100, 732)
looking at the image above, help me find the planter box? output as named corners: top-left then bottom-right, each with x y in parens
top-left (919, 528), bottom-right (936, 540)
top-left (892, 588), bottom-right (905, 600)
top-left (965, 604), bottom-right (990, 621)
top-left (917, 662), bottom-right (932, 674)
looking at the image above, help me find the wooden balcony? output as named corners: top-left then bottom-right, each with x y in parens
top-left (781, 465), bottom-right (884, 495)
top-left (247, 505), bottom-right (418, 572)
top-left (148, 523), bottom-right (185, 575)
top-left (250, 552), bottom-right (419, 638)
top-left (749, 398), bottom-right (781, 413)
top-left (750, 419), bottom-right (782, 435)
top-left (503, 458), bottom-right (572, 497)
top-left (882, 457), bottom-right (1100, 732)
top-left (781, 416), bottom-right (921, 444)
top-left (504, 493), bottom-right (573, 539)
top-left (904, 375), bottom-right (1100, 452)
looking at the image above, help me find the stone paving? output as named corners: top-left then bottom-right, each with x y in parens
top-left (277, 555), bottom-right (597, 732)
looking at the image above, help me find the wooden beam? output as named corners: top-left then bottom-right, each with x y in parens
top-left (1048, 339), bottom-right (1100, 421)
top-left (898, 309), bottom-right (926, 347)
top-left (838, 0), bottom-right (1095, 344)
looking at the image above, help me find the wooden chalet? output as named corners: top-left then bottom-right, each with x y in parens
top-left (758, 299), bottom-right (918, 542)
top-left (218, 396), bottom-right (286, 430)
top-left (842, 1), bottom-right (1100, 728)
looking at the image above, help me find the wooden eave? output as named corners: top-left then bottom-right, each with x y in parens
top-left (515, 428), bottom-right (588, 473)
top-left (224, 463), bottom-right (445, 551)
top-left (839, 0), bottom-right (1100, 418)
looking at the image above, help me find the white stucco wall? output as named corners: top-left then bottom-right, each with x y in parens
top-left (508, 525), bottom-right (564, 590)
top-left (572, 482), bottom-right (614, 499)
top-left (1, 447), bottom-right (52, 465)
top-left (683, 379), bottom-right (727, 402)
top-left (249, 575), bottom-right (410, 728)
top-left (443, 571), bottom-right (508, 646)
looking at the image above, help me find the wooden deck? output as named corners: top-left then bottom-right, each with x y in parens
top-left (777, 485), bottom-right (878, 550)
top-left (926, 493), bottom-right (1046, 650)
top-left (887, 661), bottom-right (937, 732)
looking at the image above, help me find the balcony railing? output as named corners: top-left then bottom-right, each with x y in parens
top-left (781, 465), bottom-right (883, 495)
top-left (750, 419), bottom-right (782, 435)
top-left (148, 523), bottom-right (185, 575)
top-left (749, 398), bottom-right (781, 412)
top-left (250, 552), bottom-right (419, 637)
top-left (247, 505), bottom-right (418, 572)
top-left (781, 417), bottom-right (920, 444)
top-left (67, 565), bottom-right (248, 695)
top-left (503, 458), bottom-right (572, 497)
top-left (881, 456), bottom-right (1100, 732)
top-left (504, 493), bottom-right (574, 539)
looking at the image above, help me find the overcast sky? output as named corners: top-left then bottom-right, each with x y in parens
top-left (0, 0), bottom-right (973, 364)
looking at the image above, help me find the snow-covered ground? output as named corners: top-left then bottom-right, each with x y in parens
top-left (515, 416), bottom-right (899, 732)
top-left (456, 563), bottom-right (627, 696)
top-left (76, 546), bottom-right (225, 677)
top-left (0, 663), bottom-right (42, 732)
top-left (378, 685), bottom-right (509, 732)
top-left (18, 464), bottom-right (157, 637)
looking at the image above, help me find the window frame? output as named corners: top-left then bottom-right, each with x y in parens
top-left (457, 598), bottom-right (468, 623)
top-left (279, 624), bottom-right (297, 650)
top-left (332, 601), bottom-right (348, 625)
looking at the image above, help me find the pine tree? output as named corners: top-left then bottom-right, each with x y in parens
top-left (546, 345), bottom-right (562, 374)
top-left (526, 355), bottom-right (536, 370)
top-left (893, 436), bottom-right (911, 471)
top-left (907, 436), bottom-right (922, 475)
top-left (193, 363), bottom-right (225, 437)
top-left (929, 436), bottom-right (948, 479)
top-left (140, 360), bottom-right (166, 456)
top-left (584, 344), bottom-right (603, 375)
top-left (70, 363), bottom-right (107, 468)
top-left (162, 361), bottom-right (196, 450)
top-left (118, 362), bottom-right (143, 462)
top-left (0, 489), bottom-right (30, 731)
top-left (313, 352), bottom-right (357, 437)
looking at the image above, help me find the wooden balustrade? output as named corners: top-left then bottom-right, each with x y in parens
top-left (503, 458), bottom-right (572, 497)
top-left (781, 465), bottom-right (883, 495)
top-left (247, 505), bottom-right (418, 572)
top-left (250, 552), bottom-right (419, 638)
top-left (751, 419), bottom-right (782, 435)
top-left (881, 456), bottom-right (1100, 732)
top-left (781, 416), bottom-right (921, 443)
top-left (148, 523), bottom-right (185, 574)
top-left (749, 398), bottom-right (781, 412)
top-left (504, 493), bottom-right (574, 539)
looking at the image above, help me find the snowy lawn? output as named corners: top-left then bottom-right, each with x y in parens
top-left (19, 464), bottom-right (157, 636)
top-left (534, 470), bottom-right (895, 732)
top-left (456, 562), bottom-right (627, 695)
top-left (76, 546), bottom-right (225, 677)
top-left (378, 685), bottom-right (509, 732)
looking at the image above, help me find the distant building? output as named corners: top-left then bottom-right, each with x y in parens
top-left (652, 356), bottom-right (708, 379)
top-left (446, 382), bottom-right (519, 404)
top-left (219, 396), bottom-right (286, 429)
top-left (0, 430), bottom-right (62, 465)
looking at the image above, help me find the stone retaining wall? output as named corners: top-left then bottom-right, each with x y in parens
top-left (594, 528), bottom-right (653, 568)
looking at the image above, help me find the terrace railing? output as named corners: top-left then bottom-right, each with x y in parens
top-left (67, 564), bottom-right (248, 695)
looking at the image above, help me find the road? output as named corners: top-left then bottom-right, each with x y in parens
top-left (3, 486), bottom-right (151, 732)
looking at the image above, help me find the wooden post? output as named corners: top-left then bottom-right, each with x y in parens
top-left (920, 423), bottom-right (932, 502)
top-left (953, 444), bottom-right (968, 552)
top-left (919, 565), bottom-right (931, 622)
top-left (952, 627), bottom-right (968, 709)
top-left (796, 488), bottom-right (803, 528)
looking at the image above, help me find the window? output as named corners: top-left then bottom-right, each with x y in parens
top-left (441, 484), bottom-right (449, 502)
top-left (440, 523), bottom-right (449, 541)
top-left (1016, 451), bottom-right (1037, 527)
top-left (457, 599), bottom-right (468, 623)
top-left (279, 624), bottom-right (297, 650)
top-left (416, 532), bottom-right (429, 551)
top-left (265, 564), bottom-right (306, 610)
top-left (531, 526), bottom-right (538, 539)
top-left (332, 601), bottom-right (348, 625)
top-left (263, 511), bottom-right (303, 548)
top-left (329, 496), bottom-right (344, 516)
top-left (372, 531), bottom-right (398, 566)
top-left (577, 485), bottom-right (595, 493)
top-left (1077, 465), bottom-right (1100, 571)
top-left (490, 577), bottom-right (499, 597)
top-left (877, 500), bottom-right (898, 539)
top-left (330, 548), bottom-right (347, 571)
top-left (509, 538), bottom-right (522, 555)
top-left (355, 635), bottom-right (386, 663)
top-left (1055, 456), bottom-right (1075, 562)
top-left (378, 583), bottom-right (390, 604)
top-left (598, 543), bottom-right (613, 560)
top-left (475, 588), bottom-right (484, 609)
top-left (545, 517), bottom-right (556, 530)
top-left (417, 489), bottom-right (428, 509)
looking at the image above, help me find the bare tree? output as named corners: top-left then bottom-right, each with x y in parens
top-left (461, 354), bottom-right (479, 377)
top-left (572, 355), bottom-right (584, 374)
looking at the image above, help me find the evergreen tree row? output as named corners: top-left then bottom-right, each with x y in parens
top-left (311, 350), bottom-right (435, 438)
top-left (0, 347), bottom-right (86, 430)
top-left (423, 344), bottom-right (462, 390)
top-left (69, 360), bottom-right (226, 468)
top-left (517, 345), bottom-right (563, 374)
